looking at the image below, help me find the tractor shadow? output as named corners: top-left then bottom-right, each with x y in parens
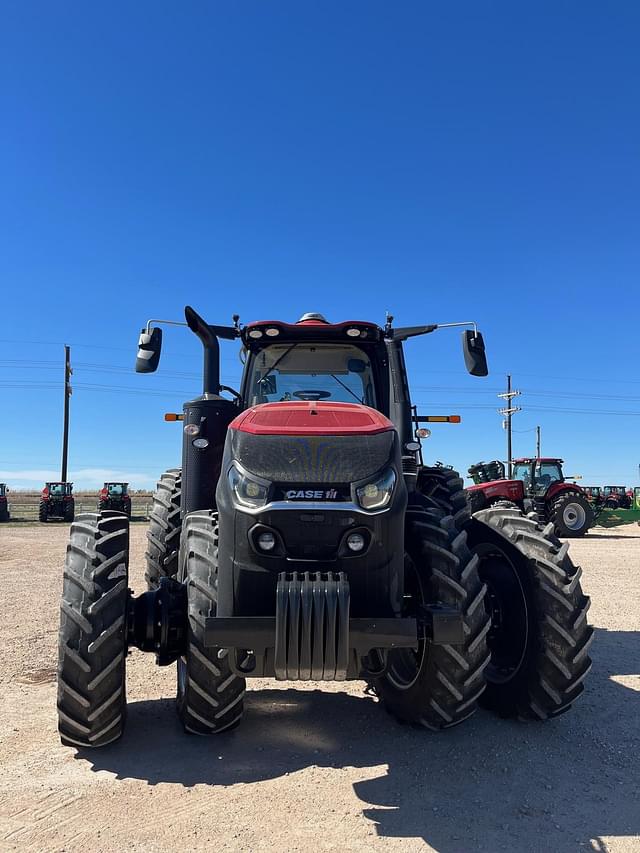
top-left (82, 628), bottom-right (639, 852)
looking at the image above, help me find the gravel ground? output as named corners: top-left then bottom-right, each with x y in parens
top-left (0, 522), bottom-right (638, 853)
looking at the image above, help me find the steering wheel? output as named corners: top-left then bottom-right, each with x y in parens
top-left (292, 390), bottom-right (332, 401)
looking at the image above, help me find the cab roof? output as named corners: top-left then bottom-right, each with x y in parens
top-left (241, 318), bottom-right (382, 346)
top-left (513, 458), bottom-right (564, 464)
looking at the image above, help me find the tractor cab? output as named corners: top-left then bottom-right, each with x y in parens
top-left (604, 486), bottom-right (626, 497)
top-left (512, 458), bottom-right (565, 497)
top-left (241, 317), bottom-right (384, 409)
top-left (103, 482), bottom-right (129, 497)
top-left (583, 486), bottom-right (603, 505)
top-left (45, 482), bottom-right (74, 498)
top-left (0, 483), bottom-right (7, 498)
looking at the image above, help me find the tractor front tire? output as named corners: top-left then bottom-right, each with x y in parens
top-left (145, 468), bottom-right (182, 590)
top-left (375, 468), bottom-right (491, 729)
top-left (39, 500), bottom-right (48, 523)
top-left (468, 505), bottom-right (593, 719)
top-left (549, 492), bottom-right (594, 538)
top-left (176, 511), bottom-right (246, 734)
top-left (57, 511), bottom-right (129, 747)
top-left (64, 503), bottom-right (75, 524)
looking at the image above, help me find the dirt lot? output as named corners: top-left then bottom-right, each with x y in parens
top-left (0, 523), bottom-right (638, 853)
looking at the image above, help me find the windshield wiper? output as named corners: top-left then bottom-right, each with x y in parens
top-left (330, 374), bottom-right (363, 403)
top-left (258, 343), bottom-right (299, 389)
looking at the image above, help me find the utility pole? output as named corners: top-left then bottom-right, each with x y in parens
top-left (497, 374), bottom-right (521, 478)
top-left (536, 425), bottom-right (541, 459)
top-left (61, 345), bottom-right (72, 482)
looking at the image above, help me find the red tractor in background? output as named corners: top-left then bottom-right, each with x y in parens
top-left (0, 484), bottom-right (9, 522)
top-left (602, 486), bottom-right (632, 510)
top-left (39, 482), bottom-right (75, 523)
top-left (583, 486), bottom-right (604, 508)
top-left (98, 482), bottom-right (132, 517)
top-left (467, 457), bottom-right (594, 537)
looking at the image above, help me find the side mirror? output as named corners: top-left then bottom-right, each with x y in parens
top-left (135, 327), bottom-right (162, 373)
top-left (462, 330), bottom-right (488, 377)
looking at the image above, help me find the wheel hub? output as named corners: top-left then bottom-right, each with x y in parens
top-left (477, 549), bottom-right (529, 685)
top-left (127, 577), bottom-right (188, 665)
top-left (563, 502), bottom-right (586, 531)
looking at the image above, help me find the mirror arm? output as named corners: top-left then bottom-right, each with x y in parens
top-left (433, 321), bottom-right (479, 336)
top-left (145, 319), bottom-right (188, 333)
top-left (391, 320), bottom-right (479, 342)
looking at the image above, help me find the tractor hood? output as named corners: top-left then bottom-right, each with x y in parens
top-left (224, 402), bottom-right (398, 485)
top-left (229, 402), bottom-right (393, 436)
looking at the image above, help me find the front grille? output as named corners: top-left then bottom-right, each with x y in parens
top-left (231, 431), bottom-right (394, 483)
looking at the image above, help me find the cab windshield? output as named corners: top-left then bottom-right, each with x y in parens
top-left (107, 484), bottom-right (127, 496)
top-left (49, 483), bottom-right (71, 496)
top-left (512, 463), bottom-right (533, 489)
top-left (245, 343), bottom-right (377, 407)
top-left (533, 462), bottom-right (563, 494)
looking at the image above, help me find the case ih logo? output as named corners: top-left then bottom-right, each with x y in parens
top-left (285, 488), bottom-right (340, 500)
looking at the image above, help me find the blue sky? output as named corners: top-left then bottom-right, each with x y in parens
top-left (1, 1), bottom-right (639, 490)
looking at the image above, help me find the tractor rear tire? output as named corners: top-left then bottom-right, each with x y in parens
top-left (549, 492), bottom-right (594, 538)
top-left (176, 511), bottom-right (246, 734)
top-left (374, 468), bottom-right (491, 729)
top-left (57, 511), bottom-right (129, 747)
top-left (39, 500), bottom-right (48, 523)
top-left (145, 468), bottom-right (182, 590)
top-left (0, 507), bottom-right (9, 522)
top-left (468, 504), bottom-right (593, 719)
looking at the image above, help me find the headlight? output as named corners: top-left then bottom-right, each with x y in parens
top-left (228, 465), bottom-right (270, 509)
top-left (356, 468), bottom-right (396, 511)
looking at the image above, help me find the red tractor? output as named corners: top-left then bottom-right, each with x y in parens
top-left (39, 482), bottom-right (75, 523)
top-left (467, 457), bottom-right (594, 537)
top-left (583, 486), bottom-right (604, 508)
top-left (0, 484), bottom-right (9, 522)
top-left (602, 486), bottom-right (632, 510)
top-left (54, 306), bottom-right (593, 749)
top-left (98, 482), bottom-right (132, 517)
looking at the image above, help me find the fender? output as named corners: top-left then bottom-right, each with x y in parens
top-left (546, 482), bottom-right (587, 502)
